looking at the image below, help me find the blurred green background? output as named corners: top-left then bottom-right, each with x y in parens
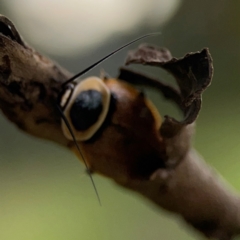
top-left (0, 0), bottom-right (240, 239)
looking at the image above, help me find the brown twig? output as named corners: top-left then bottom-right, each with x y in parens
top-left (0, 15), bottom-right (240, 240)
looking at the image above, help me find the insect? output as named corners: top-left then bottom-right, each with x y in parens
top-left (56, 34), bottom-right (165, 204)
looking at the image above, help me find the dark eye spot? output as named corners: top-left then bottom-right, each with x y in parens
top-left (70, 90), bottom-right (103, 131)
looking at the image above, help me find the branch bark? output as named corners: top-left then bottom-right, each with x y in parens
top-left (0, 15), bottom-right (240, 240)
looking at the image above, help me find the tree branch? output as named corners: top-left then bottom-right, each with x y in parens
top-left (0, 15), bottom-right (240, 240)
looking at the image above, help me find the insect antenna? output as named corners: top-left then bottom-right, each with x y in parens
top-left (56, 105), bottom-right (102, 205)
top-left (62, 32), bottom-right (160, 87)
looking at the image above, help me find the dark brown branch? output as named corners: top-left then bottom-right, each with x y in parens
top-left (121, 148), bottom-right (240, 240)
top-left (0, 15), bottom-right (240, 240)
top-left (0, 15), bottom-right (71, 146)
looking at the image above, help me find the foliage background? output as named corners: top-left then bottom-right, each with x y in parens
top-left (0, 1), bottom-right (240, 239)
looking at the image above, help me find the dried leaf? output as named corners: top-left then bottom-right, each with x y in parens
top-left (123, 44), bottom-right (213, 137)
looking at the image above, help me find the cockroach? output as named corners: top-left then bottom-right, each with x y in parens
top-left (57, 34), bottom-right (165, 204)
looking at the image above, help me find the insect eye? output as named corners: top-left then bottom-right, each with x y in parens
top-left (70, 89), bottom-right (103, 131)
top-left (61, 77), bottom-right (111, 141)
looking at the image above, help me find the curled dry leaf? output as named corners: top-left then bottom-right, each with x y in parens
top-left (123, 44), bottom-right (213, 137)
top-left (119, 45), bottom-right (213, 168)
